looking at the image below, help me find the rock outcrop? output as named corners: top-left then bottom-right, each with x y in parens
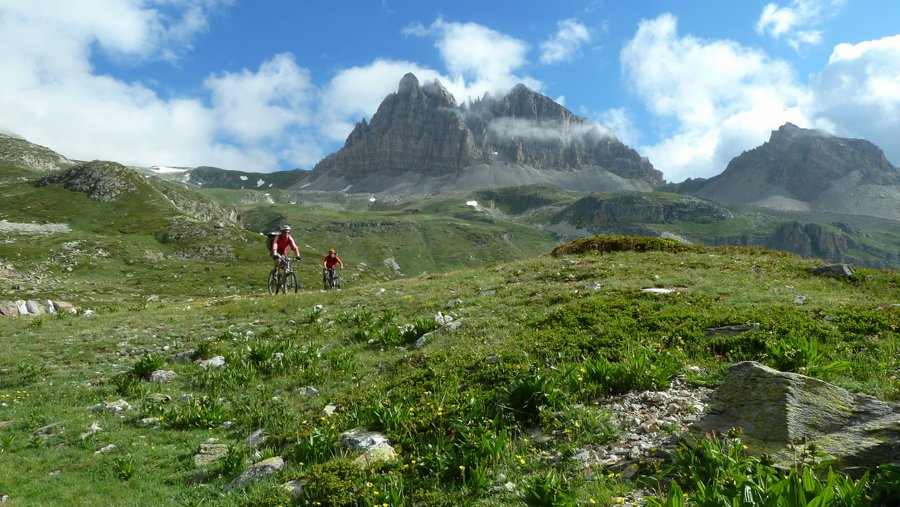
top-left (555, 192), bottom-right (732, 229)
top-left (692, 361), bottom-right (899, 470)
top-left (0, 132), bottom-right (75, 173)
top-left (298, 74), bottom-right (663, 195)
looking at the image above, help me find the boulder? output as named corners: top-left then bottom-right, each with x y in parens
top-left (0, 302), bottom-right (18, 317)
top-left (223, 456), bottom-right (284, 492)
top-left (148, 370), bottom-right (177, 383)
top-left (808, 263), bottom-right (854, 279)
top-left (194, 441), bottom-right (230, 467)
top-left (339, 428), bottom-right (389, 451)
top-left (24, 300), bottom-right (44, 315)
top-left (692, 361), bottom-right (899, 469)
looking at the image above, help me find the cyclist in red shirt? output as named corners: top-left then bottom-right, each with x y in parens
top-left (271, 225), bottom-right (300, 268)
top-left (323, 248), bottom-right (343, 270)
top-left (323, 248), bottom-right (343, 284)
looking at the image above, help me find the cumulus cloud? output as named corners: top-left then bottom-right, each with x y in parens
top-left (318, 59), bottom-right (444, 142)
top-left (621, 14), bottom-right (811, 182)
top-left (403, 17), bottom-right (541, 103)
top-left (756, 0), bottom-right (845, 50)
top-left (0, 0), bottom-right (306, 171)
top-left (810, 34), bottom-right (900, 164)
top-left (540, 19), bottom-right (591, 64)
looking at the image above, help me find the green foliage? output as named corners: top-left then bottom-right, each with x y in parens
top-left (111, 453), bottom-right (137, 481)
top-left (574, 347), bottom-right (682, 396)
top-left (295, 458), bottom-right (366, 506)
top-left (501, 373), bottom-right (566, 424)
top-left (552, 235), bottom-right (698, 256)
top-left (766, 333), bottom-right (850, 376)
top-left (130, 353), bottom-right (165, 380)
top-left (523, 471), bottom-right (577, 507)
top-left (647, 432), bottom-right (894, 507)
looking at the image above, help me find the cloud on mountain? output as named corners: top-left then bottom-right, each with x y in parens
top-left (487, 117), bottom-right (614, 144)
top-left (810, 34), bottom-right (900, 164)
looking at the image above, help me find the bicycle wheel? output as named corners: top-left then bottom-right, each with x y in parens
top-left (284, 272), bottom-right (299, 293)
top-left (333, 273), bottom-right (341, 289)
top-left (267, 269), bottom-right (279, 295)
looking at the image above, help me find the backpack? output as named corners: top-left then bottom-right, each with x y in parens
top-left (265, 232), bottom-right (280, 253)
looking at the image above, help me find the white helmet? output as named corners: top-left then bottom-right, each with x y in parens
top-left (280, 225), bottom-right (292, 232)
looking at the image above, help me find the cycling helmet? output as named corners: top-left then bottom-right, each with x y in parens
top-left (280, 225), bottom-right (292, 232)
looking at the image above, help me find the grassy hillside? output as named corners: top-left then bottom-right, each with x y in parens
top-left (0, 238), bottom-right (896, 505)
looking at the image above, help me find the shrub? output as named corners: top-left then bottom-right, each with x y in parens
top-left (551, 235), bottom-right (697, 257)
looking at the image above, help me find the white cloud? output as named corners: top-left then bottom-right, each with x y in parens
top-left (810, 34), bottom-right (900, 164)
top-left (0, 0), bottom-right (318, 172)
top-left (205, 53), bottom-right (315, 144)
top-left (756, 0), bottom-right (845, 49)
top-left (403, 17), bottom-right (540, 103)
top-left (540, 19), bottom-right (591, 64)
top-left (622, 14), bottom-right (811, 182)
top-left (319, 59), bottom-right (443, 142)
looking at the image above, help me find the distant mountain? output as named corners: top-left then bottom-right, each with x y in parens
top-left (293, 73), bottom-right (663, 195)
top-left (0, 132), bottom-right (75, 179)
top-left (693, 123), bottom-right (900, 221)
top-left (144, 165), bottom-right (308, 190)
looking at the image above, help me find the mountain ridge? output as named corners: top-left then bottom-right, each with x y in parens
top-left (295, 73), bottom-right (663, 195)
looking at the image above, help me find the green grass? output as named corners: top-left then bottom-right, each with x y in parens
top-left (0, 238), bottom-right (896, 505)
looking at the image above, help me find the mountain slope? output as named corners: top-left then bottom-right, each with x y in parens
top-left (295, 73), bottom-right (662, 195)
top-left (693, 123), bottom-right (900, 220)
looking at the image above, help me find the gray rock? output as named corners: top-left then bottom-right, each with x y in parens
top-left (0, 302), bottom-right (18, 317)
top-left (692, 361), bottom-right (900, 469)
top-left (196, 356), bottom-right (225, 369)
top-left (223, 456), bottom-right (284, 492)
top-left (808, 263), bottom-right (854, 279)
top-left (137, 417), bottom-right (161, 426)
top-left (43, 300), bottom-right (56, 313)
top-left (244, 429), bottom-right (268, 449)
top-left (169, 350), bottom-right (198, 363)
top-left (339, 427), bottom-right (389, 451)
top-left (53, 301), bottom-right (76, 313)
top-left (80, 422), bottom-right (102, 439)
top-left (705, 323), bottom-right (760, 336)
top-left (148, 370), bottom-right (177, 383)
top-left (352, 442), bottom-right (397, 467)
top-left (145, 393), bottom-right (172, 404)
top-left (14, 300), bottom-right (27, 315)
top-left (194, 442), bottom-right (230, 467)
top-left (321, 404), bottom-right (338, 417)
top-left (24, 300), bottom-right (44, 315)
top-left (91, 399), bottom-right (131, 413)
top-left (94, 444), bottom-right (117, 455)
top-left (281, 479), bottom-right (307, 499)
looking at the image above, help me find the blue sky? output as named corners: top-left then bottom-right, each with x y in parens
top-left (1, 0), bottom-right (898, 183)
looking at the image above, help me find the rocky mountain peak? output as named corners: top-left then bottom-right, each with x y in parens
top-left (693, 123), bottom-right (900, 219)
top-left (302, 73), bottom-right (662, 194)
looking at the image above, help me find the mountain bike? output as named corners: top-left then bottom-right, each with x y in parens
top-left (268, 255), bottom-right (301, 294)
top-left (323, 267), bottom-right (342, 290)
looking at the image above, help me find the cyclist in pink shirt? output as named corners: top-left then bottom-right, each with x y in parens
top-left (271, 225), bottom-right (300, 268)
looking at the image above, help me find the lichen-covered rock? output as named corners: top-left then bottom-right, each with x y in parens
top-left (693, 361), bottom-right (899, 468)
top-left (222, 456), bottom-right (284, 492)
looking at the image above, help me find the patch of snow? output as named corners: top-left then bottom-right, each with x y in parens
top-left (256, 179), bottom-right (265, 188)
top-left (150, 166), bottom-right (188, 174)
top-left (369, 197), bottom-right (376, 202)
top-left (341, 185), bottom-right (352, 192)
top-left (300, 183), bottom-right (311, 188)
top-left (466, 200), bottom-right (478, 207)
top-left (239, 175), bottom-right (248, 181)
top-left (642, 288), bottom-right (674, 294)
